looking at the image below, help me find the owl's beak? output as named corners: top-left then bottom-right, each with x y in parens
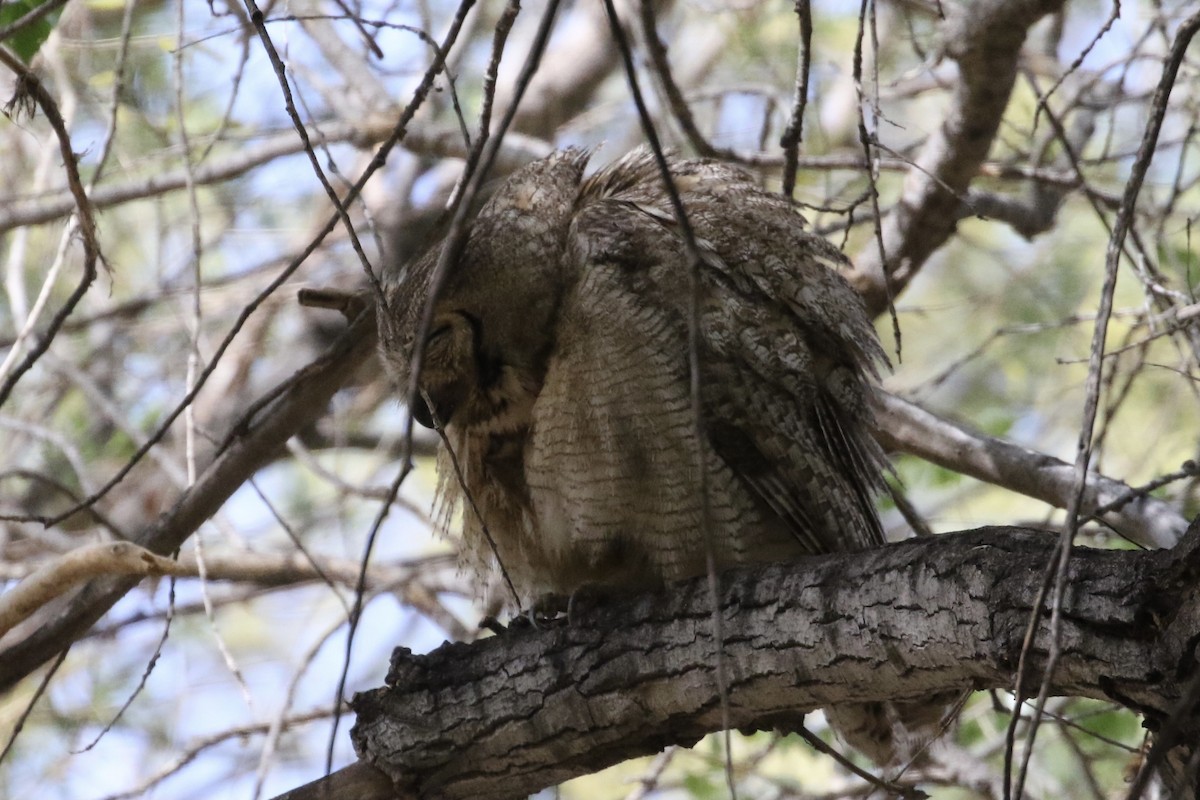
top-left (410, 394), bottom-right (435, 428)
top-left (410, 386), bottom-right (458, 429)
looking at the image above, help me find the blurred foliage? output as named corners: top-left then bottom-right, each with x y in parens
top-left (0, 0), bottom-right (62, 64)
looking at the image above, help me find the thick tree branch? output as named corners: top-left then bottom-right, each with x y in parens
top-left (0, 543), bottom-right (454, 640)
top-left (337, 524), bottom-right (1200, 799)
top-left (273, 760), bottom-right (397, 800)
top-left (846, 0), bottom-right (1068, 316)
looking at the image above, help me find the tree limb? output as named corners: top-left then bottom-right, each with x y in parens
top-left (336, 523), bottom-right (1200, 799)
top-left (0, 543), bottom-right (455, 641)
top-left (272, 760), bottom-right (398, 800)
top-left (0, 542), bottom-right (185, 639)
top-left (0, 121), bottom-right (550, 235)
top-left (846, 0), bottom-right (1068, 316)
top-left (874, 391), bottom-right (1191, 549)
top-left (1, 304), bottom-right (1186, 690)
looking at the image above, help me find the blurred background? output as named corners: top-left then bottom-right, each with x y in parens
top-left (0, 0), bottom-right (1198, 797)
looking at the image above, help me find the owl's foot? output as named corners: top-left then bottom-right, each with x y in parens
top-left (512, 593), bottom-right (569, 628)
top-left (512, 585), bottom-right (623, 628)
top-left (563, 582), bottom-right (621, 624)
top-left (477, 612), bottom-right (549, 634)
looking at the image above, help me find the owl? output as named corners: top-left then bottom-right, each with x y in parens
top-left (378, 148), bottom-right (911, 760)
top-left (379, 147), bottom-right (888, 598)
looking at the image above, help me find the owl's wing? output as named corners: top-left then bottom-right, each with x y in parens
top-left (700, 284), bottom-right (889, 553)
top-left (578, 152), bottom-right (888, 553)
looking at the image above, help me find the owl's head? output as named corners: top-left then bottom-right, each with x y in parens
top-left (379, 148), bottom-right (591, 432)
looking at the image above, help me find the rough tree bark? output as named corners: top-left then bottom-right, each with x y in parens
top-left (282, 523), bottom-right (1200, 800)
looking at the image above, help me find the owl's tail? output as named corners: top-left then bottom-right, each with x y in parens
top-left (824, 692), bottom-right (964, 768)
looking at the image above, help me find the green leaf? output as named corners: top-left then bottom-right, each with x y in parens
top-left (0, 0), bottom-right (63, 64)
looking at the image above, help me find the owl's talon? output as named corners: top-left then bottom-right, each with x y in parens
top-left (507, 614), bottom-right (535, 631)
top-left (478, 615), bottom-right (507, 635)
top-left (565, 582), bottom-right (617, 625)
top-left (519, 593), bottom-right (569, 628)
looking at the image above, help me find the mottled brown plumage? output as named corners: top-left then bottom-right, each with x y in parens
top-left (380, 147), bottom-right (887, 596)
top-left (378, 148), bottom-right (917, 762)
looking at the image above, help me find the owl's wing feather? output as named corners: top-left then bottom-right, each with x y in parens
top-left (580, 151), bottom-right (888, 553)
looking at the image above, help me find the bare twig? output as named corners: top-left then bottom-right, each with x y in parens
top-left (638, 0), bottom-right (732, 160)
top-left (780, 0), bottom-right (813, 199)
top-left (241, 0), bottom-right (383, 298)
top-left (0, 310), bottom-right (377, 692)
top-left (844, 0), bottom-right (1068, 317)
top-left (0, 49), bottom-right (102, 409)
top-left (0, 0), bottom-right (69, 43)
top-left (603, 3), bottom-right (737, 795)
top-left (330, 0), bottom-right (562, 772)
top-left (24, 0), bottom-right (474, 538)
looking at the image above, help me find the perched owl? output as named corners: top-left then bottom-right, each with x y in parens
top-left (378, 148), bottom-right (917, 762)
top-left (379, 147), bottom-right (888, 593)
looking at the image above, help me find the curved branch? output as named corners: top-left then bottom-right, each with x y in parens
top-left (0, 48), bottom-right (102, 409)
top-left (340, 524), bottom-right (1200, 799)
top-left (846, 0), bottom-right (1068, 316)
top-left (0, 542), bottom-right (453, 641)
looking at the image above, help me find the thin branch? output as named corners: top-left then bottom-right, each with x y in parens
top-left (94, 707), bottom-right (345, 800)
top-left (0, 647), bottom-right (68, 767)
top-left (780, 0), bottom-right (813, 199)
top-left (0, 311), bottom-right (377, 692)
top-left (0, 0), bottom-right (69, 42)
top-left (844, 0), bottom-right (1068, 317)
top-left (32, 0), bottom-right (474, 534)
top-left (241, 0), bottom-right (383, 298)
top-left (0, 121), bottom-right (550, 235)
top-left (0, 48), bottom-right (102, 409)
top-left (853, 0), bottom-right (901, 360)
top-left (603, 4), bottom-right (737, 795)
top-left (638, 0), bottom-right (731, 160)
top-left (330, 0), bottom-right (561, 771)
